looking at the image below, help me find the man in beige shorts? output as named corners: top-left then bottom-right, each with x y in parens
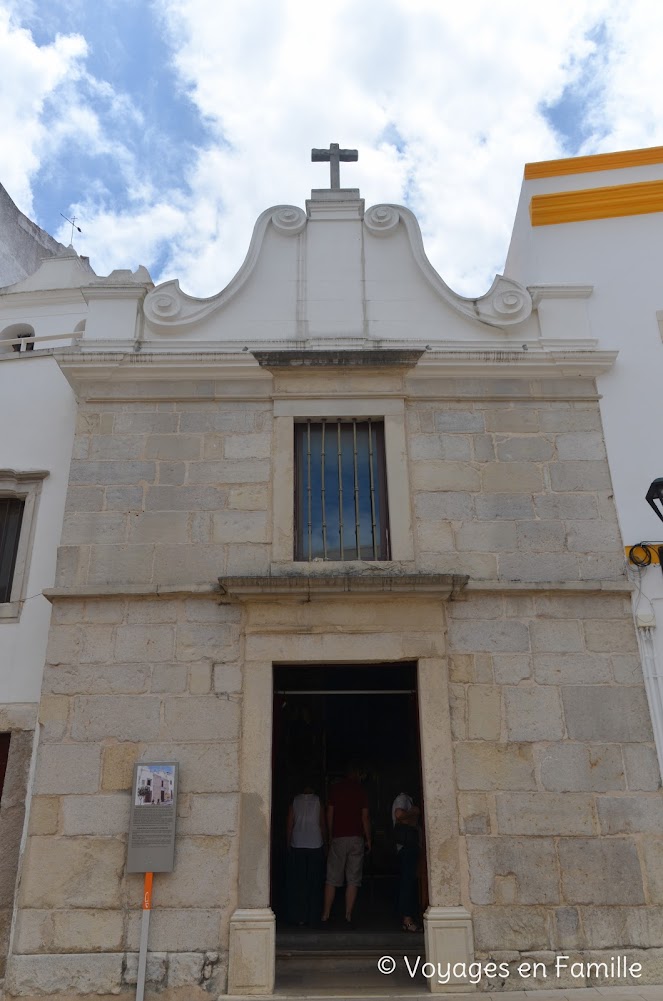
top-left (321, 764), bottom-right (371, 924)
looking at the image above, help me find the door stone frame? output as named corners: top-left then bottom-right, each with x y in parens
top-left (221, 577), bottom-right (474, 994)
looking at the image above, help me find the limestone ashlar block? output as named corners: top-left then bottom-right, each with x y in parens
top-left (623, 745), bottom-right (662, 790)
top-left (482, 462), bottom-right (543, 493)
top-left (167, 952), bottom-right (205, 987)
top-left (411, 460), bottom-right (480, 492)
top-left (495, 435), bottom-right (555, 461)
top-left (61, 793), bottom-right (130, 835)
top-left (484, 408), bottom-right (540, 432)
top-left (467, 685), bottom-right (501, 740)
top-left (139, 741), bottom-right (239, 793)
top-left (13, 908), bottom-right (124, 953)
top-left (43, 663), bottom-right (151, 696)
top-left (504, 686), bottom-right (564, 741)
top-left (467, 836), bottom-right (559, 905)
top-left (549, 460), bottom-right (612, 491)
top-left (60, 512), bottom-right (128, 545)
top-left (597, 795), bottom-right (663, 834)
top-left (516, 520), bottom-right (566, 552)
top-left (434, 411), bottom-right (484, 432)
top-left (538, 743), bottom-right (625, 792)
top-left (149, 836), bottom-right (235, 907)
top-left (532, 653), bottom-right (612, 685)
top-left (124, 907), bottom-right (221, 952)
top-left (113, 411), bottom-right (179, 433)
top-left (88, 434), bottom-right (145, 458)
top-left (129, 511), bottom-right (190, 544)
top-left (475, 494), bottom-right (534, 520)
top-left (152, 544), bottom-right (228, 585)
top-left (34, 744), bottom-right (101, 795)
top-left (448, 619), bottom-right (529, 653)
top-left (529, 619), bottom-right (583, 652)
top-left (28, 796), bottom-right (61, 835)
top-left (455, 521), bottom-right (516, 552)
top-left (454, 742), bottom-right (536, 791)
top-left (581, 906), bottom-right (663, 948)
top-left (188, 459), bottom-right (270, 484)
top-left (555, 431), bottom-right (607, 460)
top-left (101, 743), bottom-right (140, 791)
top-left (123, 951), bottom-right (167, 985)
top-left (19, 836), bottom-right (125, 908)
top-left (5, 952), bottom-right (123, 995)
top-left (176, 793), bottom-right (238, 836)
top-left (175, 622), bottom-right (239, 662)
top-left (87, 544), bottom-right (156, 585)
top-left (144, 434), bottom-right (202, 460)
top-left (535, 491), bottom-right (598, 520)
top-left (161, 695), bottom-right (240, 741)
top-left (539, 408), bottom-right (602, 432)
top-left (104, 485), bottom-right (145, 512)
top-left (114, 624), bottom-right (175, 662)
top-left (70, 695), bottom-right (161, 741)
top-left (562, 686), bottom-right (654, 742)
top-left (534, 593), bottom-right (632, 619)
top-left (495, 792), bottom-right (595, 835)
top-left (558, 839), bottom-right (645, 904)
top-left (555, 906), bottom-right (584, 949)
top-left (472, 905), bottom-right (553, 951)
top-left (584, 618), bottom-right (638, 653)
top-left (145, 484), bottom-right (228, 510)
top-left (223, 432), bottom-right (272, 459)
top-left (499, 552), bottom-right (579, 582)
top-left (410, 434), bottom-right (472, 461)
top-left (69, 460), bottom-right (156, 485)
top-left (151, 662), bottom-right (189, 693)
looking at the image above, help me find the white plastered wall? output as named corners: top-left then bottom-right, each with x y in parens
top-left (505, 158), bottom-right (663, 776)
top-left (0, 355), bottom-right (76, 703)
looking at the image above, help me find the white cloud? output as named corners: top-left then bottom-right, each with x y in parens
top-left (0, 8), bottom-right (87, 213)
top-left (5, 0), bottom-right (663, 297)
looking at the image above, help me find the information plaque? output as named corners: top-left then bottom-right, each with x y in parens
top-left (127, 762), bottom-right (178, 873)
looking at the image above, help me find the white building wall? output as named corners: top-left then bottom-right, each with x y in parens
top-left (505, 152), bottom-right (663, 775)
top-left (0, 356), bottom-right (76, 703)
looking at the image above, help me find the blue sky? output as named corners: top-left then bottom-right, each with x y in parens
top-left (2, 0), bottom-right (663, 297)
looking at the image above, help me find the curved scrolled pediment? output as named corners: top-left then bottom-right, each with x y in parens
top-left (143, 205), bottom-right (306, 333)
top-left (365, 204), bottom-right (532, 327)
top-left (143, 198), bottom-right (532, 337)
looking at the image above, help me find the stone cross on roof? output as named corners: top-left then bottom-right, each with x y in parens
top-left (311, 143), bottom-right (358, 189)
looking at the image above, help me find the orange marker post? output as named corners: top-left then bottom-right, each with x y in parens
top-left (136, 873), bottom-right (153, 1001)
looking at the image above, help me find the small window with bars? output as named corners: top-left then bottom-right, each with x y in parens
top-left (0, 498), bottom-right (25, 603)
top-left (295, 419), bottom-right (390, 561)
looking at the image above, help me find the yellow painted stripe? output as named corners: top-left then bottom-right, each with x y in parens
top-left (626, 544), bottom-right (663, 567)
top-left (525, 146), bottom-right (663, 179)
top-left (530, 179), bottom-right (663, 226)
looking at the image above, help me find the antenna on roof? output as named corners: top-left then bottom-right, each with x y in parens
top-left (60, 213), bottom-right (82, 245)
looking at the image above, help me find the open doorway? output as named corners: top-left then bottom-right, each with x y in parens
top-left (271, 662), bottom-right (425, 932)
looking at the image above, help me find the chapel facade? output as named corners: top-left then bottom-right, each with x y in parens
top-left (1, 150), bottom-right (663, 997)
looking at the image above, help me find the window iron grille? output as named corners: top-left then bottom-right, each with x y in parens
top-left (295, 419), bottom-right (389, 561)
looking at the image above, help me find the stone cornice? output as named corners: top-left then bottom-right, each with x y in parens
top-left (52, 342), bottom-right (618, 391)
top-left (217, 574), bottom-right (468, 599)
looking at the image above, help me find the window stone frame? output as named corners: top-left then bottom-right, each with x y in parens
top-left (271, 398), bottom-right (414, 568)
top-left (0, 470), bottom-right (48, 621)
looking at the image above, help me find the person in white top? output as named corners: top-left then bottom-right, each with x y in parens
top-left (286, 781), bottom-right (327, 925)
top-left (392, 791), bottom-right (420, 932)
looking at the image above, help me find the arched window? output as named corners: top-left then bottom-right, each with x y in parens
top-left (0, 323), bottom-right (35, 352)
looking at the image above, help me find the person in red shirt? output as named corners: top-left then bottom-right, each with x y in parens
top-left (321, 763), bottom-right (371, 924)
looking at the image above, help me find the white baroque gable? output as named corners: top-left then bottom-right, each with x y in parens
top-left (143, 192), bottom-right (535, 348)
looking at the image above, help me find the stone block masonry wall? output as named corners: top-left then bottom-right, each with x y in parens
top-left (448, 589), bottom-right (663, 977)
top-left (6, 595), bottom-right (241, 996)
top-left (0, 725), bottom-right (33, 981)
top-left (60, 396), bottom-right (273, 586)
top-left (407, 389), bottom-right (623, 582)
